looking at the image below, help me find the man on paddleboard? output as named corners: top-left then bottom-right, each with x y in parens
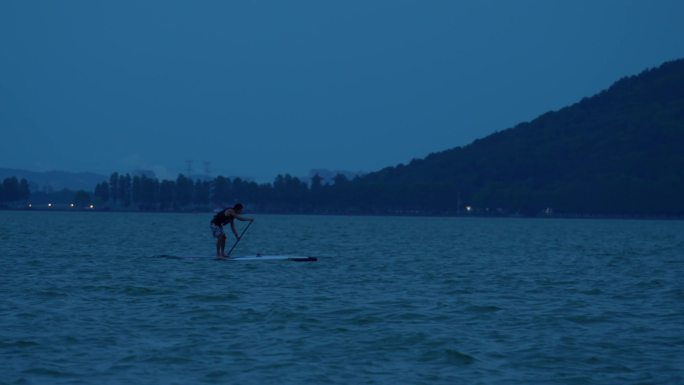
top-left (210, 203), bottom-right (254, 258)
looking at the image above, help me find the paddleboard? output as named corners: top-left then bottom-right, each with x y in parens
top-left (226, 255), bottom-right (317, 262)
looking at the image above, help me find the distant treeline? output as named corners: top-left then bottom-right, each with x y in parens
top-left (0, 177), bottom-right (30, 203)
top-left (88, 172), bottom-right (354, 213)
top-left (6, 163), bottom-right (683, 216)
top-left (5, 59), bottom-right (684, 217)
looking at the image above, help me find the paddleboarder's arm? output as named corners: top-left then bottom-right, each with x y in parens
top-left (231, 221), bottom-right (239, 239)
top-left (226, 208), bottom-right (253, 222)
top-left (234, 214), bottom-right (254, 222)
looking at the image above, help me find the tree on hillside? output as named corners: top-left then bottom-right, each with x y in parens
top-left (212, 176), bottom-right (232, 205)
top-left (193, 180), bottom-right (211, 206)
top-left (73, 190), bottom-right (91, 207)
top-left (159, 180), bottom-right (175, 209)
top-left (94, 182), bottom-right (110, 204)
top-left (0, 177), bottom-right (30, 202)
top-left (109, 172), bottom-right (119, 204)
top-left (175, 174), bottom-right (193, 207)
top-left (119, 174), bottom-right (132, 207)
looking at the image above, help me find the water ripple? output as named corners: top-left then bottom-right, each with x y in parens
top-left (1, 212), bottom-right (683, 384)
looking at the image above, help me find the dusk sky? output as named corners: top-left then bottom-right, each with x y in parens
top-left (1, 1), bottom-right (683, 182)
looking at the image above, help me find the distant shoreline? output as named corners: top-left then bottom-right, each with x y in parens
top-left (2, 206), bottom-right (683, 221)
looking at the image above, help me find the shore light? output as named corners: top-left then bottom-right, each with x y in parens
top-left (48, 203), bottom-right (52, 208)
top-left (89, 204), bottom-right (94, 209)
top-left (466, 205), bottom-right (472, 212)
top-left (70, 203), bottom-right (74, 208)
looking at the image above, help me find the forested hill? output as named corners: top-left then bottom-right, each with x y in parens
top-left (7, 59), bottom-right (682, 217)
top-left (352, 59), bottom-right (684, 216)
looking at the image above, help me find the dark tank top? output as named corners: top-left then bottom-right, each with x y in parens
top-left (211, 209), bottom-right (234, 226)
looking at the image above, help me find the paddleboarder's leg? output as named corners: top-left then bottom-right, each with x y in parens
top-left (211, 224), bottom-right (227, 258)
top-left (218, 234), bottom-right (226, 257)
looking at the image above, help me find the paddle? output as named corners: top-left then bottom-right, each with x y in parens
top-left (226, 220), bottom-right (254, 258)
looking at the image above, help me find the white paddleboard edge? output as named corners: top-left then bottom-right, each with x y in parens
top-left (227, 255), bottom-right (318, 262)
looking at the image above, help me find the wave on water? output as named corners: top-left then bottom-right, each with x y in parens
top-left (2, 213), bottom-right (684, 385)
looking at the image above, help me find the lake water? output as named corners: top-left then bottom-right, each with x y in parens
top-left (1, 211), bottom-right (683, 384)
